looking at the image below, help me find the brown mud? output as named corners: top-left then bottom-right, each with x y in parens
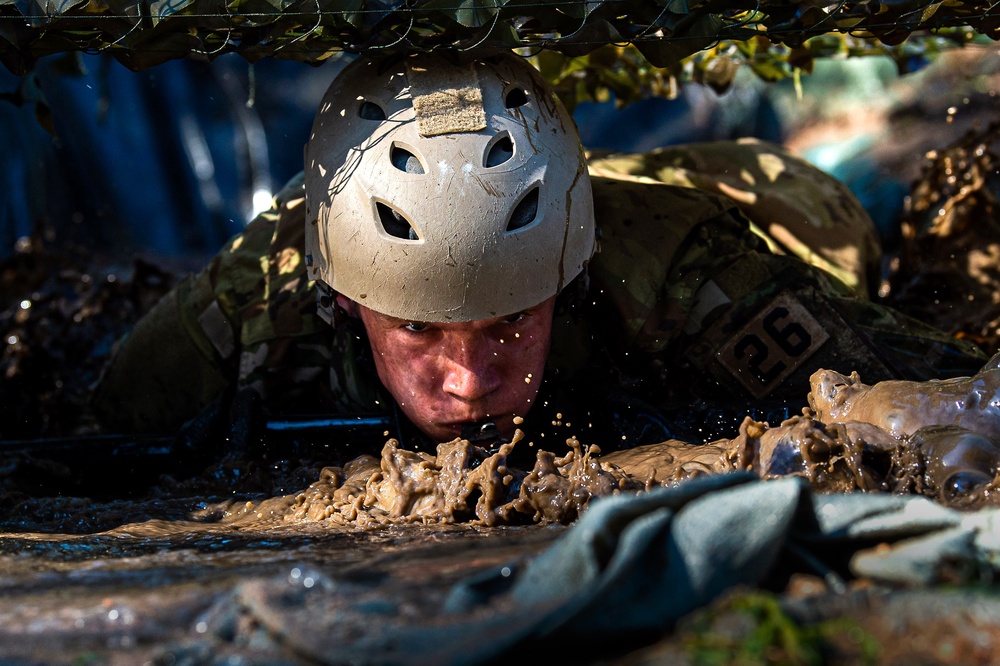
top-left (2, 386), bottom-right (1000, 665)
top-left (885, 117), bottom-right (1000, 353)
top-left (101, 353), bottom-right (994, 536)
top-left (177, 350), bottom-right (1000, 532)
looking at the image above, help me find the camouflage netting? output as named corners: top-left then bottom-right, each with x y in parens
top-left (0, 0), bottom-right (998, 77)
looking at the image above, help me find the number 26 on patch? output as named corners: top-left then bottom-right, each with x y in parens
top-left (717, 292), bottom-right (829, 398)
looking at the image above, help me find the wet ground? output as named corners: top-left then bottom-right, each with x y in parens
top-left (0, 520), bottom-right (564, 664)
top-left (2, 261), bottom-right (1000, 662)
top-left (5, 481), bottom-right (1000, 665)
top-left (1, 396), bottom-right (1000, 664)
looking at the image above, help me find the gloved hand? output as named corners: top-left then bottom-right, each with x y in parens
top-left (605, 389), bottom-right (675, 448)
top-left (226, 387), bottom-right (268, 458)
top-left (174, 387), bottom-right (267, 465)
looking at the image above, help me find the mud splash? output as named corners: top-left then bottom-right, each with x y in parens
top-left (2, 363), bottom-right (1000, 665)
top-left (809, 363), bottom-right (1000, 441)
top-left (189, 359), bottom-right (1000, 531)
top-left (209, 435), bottom-right (646, 529)
top-left (230, 413), bottom-right (887, 529)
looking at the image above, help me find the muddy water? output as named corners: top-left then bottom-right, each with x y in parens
top-left (0, 520), bottom-right (564, 663)
top-left (4, 364), bottom-right (1000, 662)
top-left (195, 358), bottom-right (1000, 532)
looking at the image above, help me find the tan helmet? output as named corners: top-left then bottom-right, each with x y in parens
top-left (303, 51), bottom-right (595, 322)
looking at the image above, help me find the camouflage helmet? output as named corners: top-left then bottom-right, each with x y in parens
top-left (303, 52), bottom-right (595, 322)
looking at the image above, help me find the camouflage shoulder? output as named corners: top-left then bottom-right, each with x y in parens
top-left (272, 172), bottom-right (306, 209)
top-left (241, 171), bottom-right (324, 346)
top-left (589, 141), bottom-right (880, 298)
top-left (190, 169), bottom-right (320, 348)
top-left (588, 175), bottom-right (759, 353)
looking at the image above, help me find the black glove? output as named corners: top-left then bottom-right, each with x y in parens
top-left (174, 386), bottom-right (267, 464)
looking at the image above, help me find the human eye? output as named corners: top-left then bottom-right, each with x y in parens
top-left (402, 322), bottom-right (428, 332)
top-left (502, 312), bottom-right (527, 325)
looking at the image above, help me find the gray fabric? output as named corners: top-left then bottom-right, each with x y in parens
top-left (194, 474), bottom-right (1000, 664)
top-left (495, 473), bottom-right (799, 635)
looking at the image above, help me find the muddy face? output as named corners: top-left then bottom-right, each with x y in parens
top-left (354, 297), bottom-right (555, 443)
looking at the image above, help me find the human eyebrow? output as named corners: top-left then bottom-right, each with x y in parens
top-left (501, 312), bottom-right (528, 324)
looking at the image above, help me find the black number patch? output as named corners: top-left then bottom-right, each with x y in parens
top-left (717, 292), bottom-right (829, 398)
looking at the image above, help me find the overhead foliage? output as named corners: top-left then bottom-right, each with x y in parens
top-left (0, 0), bottom-right (996, 89)
top-left (535, 30), bottom-right (977, 110)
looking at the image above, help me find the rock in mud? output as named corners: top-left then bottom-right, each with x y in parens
top-left (911, 425), bottom-right (1000, 505)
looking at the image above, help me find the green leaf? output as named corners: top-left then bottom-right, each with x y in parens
top-left (421, 0), bottom-right (501, 28)
top-left (148, 0), bottom-right (197, 20)
top-left (636, 14), bottom-right (724, 67)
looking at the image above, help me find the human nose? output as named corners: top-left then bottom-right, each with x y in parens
top-left (441, 335), bottom-right (500, 401)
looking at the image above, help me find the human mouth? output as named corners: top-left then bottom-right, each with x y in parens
top-left (459, 420), bottom-right (503, 443)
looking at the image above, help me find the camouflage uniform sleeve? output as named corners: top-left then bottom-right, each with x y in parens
top-left (94, 172), bottom-right (387, 433)
top-left (92, 176), bottom-right (311, 433)
top-left (586, 175), bottom-right (986, 409)
top-left (223, 174), bottom-right (386, 418)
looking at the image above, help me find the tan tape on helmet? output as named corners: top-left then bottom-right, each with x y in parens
top-left (304, 52), bottom-right (595, 322)
top-left (406, 60), bottom-right (487, 137)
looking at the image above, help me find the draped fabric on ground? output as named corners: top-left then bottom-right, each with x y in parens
top-left (189, 473), bottom-right (1000, 664)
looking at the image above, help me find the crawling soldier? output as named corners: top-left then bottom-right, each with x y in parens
top-left (93, 51), bottom-right (986, 453)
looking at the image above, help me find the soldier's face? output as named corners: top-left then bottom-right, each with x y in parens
top-left (349, 296), bottom-right (555, 443)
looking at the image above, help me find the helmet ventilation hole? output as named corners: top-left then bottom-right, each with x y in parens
top-left (377, 202), bottom-right (420, 241)
top-left (484, 135), bottom-right (514, 168)
top-left (359, 101), bottom-right (387, 121)
top-left (391, 145), bottom-right (426, 174)
top-left (506, 187), bottom-right (539, 232)
top-left (505, 87), bottom-right (528, 109)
